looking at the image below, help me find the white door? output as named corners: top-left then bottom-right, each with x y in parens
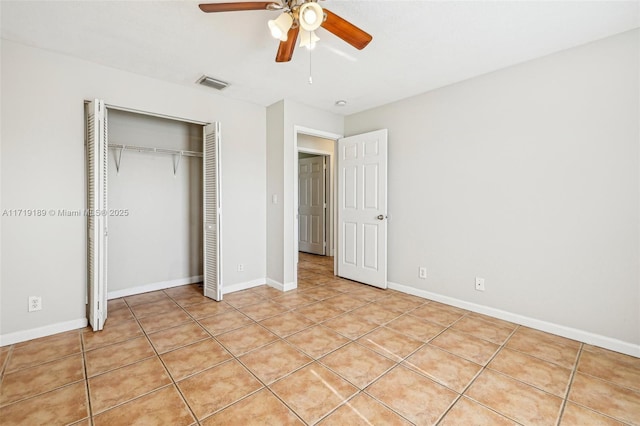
top-left (87, 99), bottom-right (108, 330)
top-left (203, 123), bottom-right (222, 301)
top-left (299, 156), bottom-right (326, 255)
top-left (337, 129), bottom-right (388, 288)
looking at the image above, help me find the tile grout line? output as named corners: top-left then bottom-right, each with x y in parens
top-left (178, 288), bottom-right (310, 423)
top-left (443, 324), bottom-right (526, 425)
top-left (555, 342), bottom-right (583, 426)
top-left (420, 317), bottom-right (515, 425)
top-left (4, 331), bottom-right (90, 422)
top-left (574, 369), bottom-right (640, 393)
top-left (161, 287), bottom-right (242, 424)
top-left (80, 330), bottom-right (95, 426)
top-left (9, 259), bottom-right (637, 426)
top-left (193, 304), bottom-right (312, 424)
top-left (0, 345), bottom-right (14, 385)
top-left (310, 391), bottom-right (365, 426)
top-left (359, 365), bottom-right (419, 425)
top-left (0, 271), bottom-right (475, 425)
top-left (0, 352), bottom-right (87, 410)
top-left (212, 274), bottom-right (411, 425)
top-left (566, 401), bottom-right (634, 425)
top-left (120, 293), bottom-right (200, 424)
top-left (557, 344), bottom-right (635, 425)
top-left (331, 307), bottom-right (450, 426)
top-left (315, 350), bottom-right (398, 394)
top-left (499, 344), bottom-right (581, 370)
top-left (291, 265), bottom-right (436, 424)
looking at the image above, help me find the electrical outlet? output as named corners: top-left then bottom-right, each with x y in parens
top-left (475, 277), bottom-right (485, 291)
top-left (418, 267), bottom-right (427, 279)
top-left (28, 296), bottom-right (42, 312)
top-left (237, 263), bottom-right (244, 272)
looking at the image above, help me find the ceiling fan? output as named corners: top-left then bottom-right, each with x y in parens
top-left (198, 0), bottom-right (373, 62)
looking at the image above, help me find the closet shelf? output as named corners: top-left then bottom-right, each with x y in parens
top-left (108, 143), bottom-right (203, 176)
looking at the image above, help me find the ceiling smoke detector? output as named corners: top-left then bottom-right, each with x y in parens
top-left (196, 75), bottom-right (229, 90)
top-left (335, 100), bottom-right (347, 107)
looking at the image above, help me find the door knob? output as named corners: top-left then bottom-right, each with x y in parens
top-left (377, 215), bottom-right (385, 220)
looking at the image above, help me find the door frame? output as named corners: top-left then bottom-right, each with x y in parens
top-left (298, 150), bottom-right (329, 256)
top-left (85, 100), bottom-right (220, 310)
top-left (293, 126), bottom-right (341, 286)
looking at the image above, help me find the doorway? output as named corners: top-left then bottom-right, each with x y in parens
top-left (85, 99), bottom-right (221, 331)
top-left (294, 129), bottom-right (339, 284)
top-left (293, 127), bottom-right (389, 290)
top-left (298, 153), bottom-right (327, 255)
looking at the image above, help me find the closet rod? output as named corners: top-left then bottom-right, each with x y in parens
top-left (108, 144), bottom-right (203, 158)
top-left (108, 143), bottom-right (202, 176)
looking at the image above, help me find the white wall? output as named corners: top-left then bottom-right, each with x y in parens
top-left (107, 110), bottom-right (203, 293)
top-left (345, 30), bottom-right (640, 351)
top-left (0, 40), bottom-right (266, 343)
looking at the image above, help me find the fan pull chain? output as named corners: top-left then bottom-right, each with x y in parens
top-left (308, 44), bottom-right (313, 84)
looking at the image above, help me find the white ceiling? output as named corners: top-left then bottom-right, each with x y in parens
top-left (2, 1), bottom-right (639, 115)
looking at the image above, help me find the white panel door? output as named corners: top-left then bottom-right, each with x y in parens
top-left (337, 129), bottom-right (388, 288)
top-left (87, 99), bottom-right (108, 330)
top-left (203, 123), bottom-right (222, 301)
top-left (299, 156), bottom-right (326, 255)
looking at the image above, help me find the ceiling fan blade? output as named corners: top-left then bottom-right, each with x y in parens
top-left (275, 26), bottom-right (300, 62)
top-left (199, 2), bottom-right (274, 13)
top-left (321, 9), bottom-right (372, 50)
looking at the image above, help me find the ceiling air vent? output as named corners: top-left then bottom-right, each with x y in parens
top-left (196, 75), bottom-right (229, 90)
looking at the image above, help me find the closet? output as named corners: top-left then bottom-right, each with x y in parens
top-left (85, 100), bottom-right (221, 331)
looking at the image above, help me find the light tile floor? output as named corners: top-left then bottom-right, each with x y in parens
top-left (1, 252), bottom-right (639, 425)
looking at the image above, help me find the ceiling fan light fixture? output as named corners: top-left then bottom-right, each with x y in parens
top-left (266, 2), bottom-right (283, 11)
top-left (268, 12), bottom-right (293, 41)
top-left (198, 1), bottom-right (372, 63)
top-left (299, 30), bottom-right (319, 50)
top-left (298, 2), bottom-right (323, 31)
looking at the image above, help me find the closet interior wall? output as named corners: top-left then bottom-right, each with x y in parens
top-left (107, 109), bottom-right (203, 295)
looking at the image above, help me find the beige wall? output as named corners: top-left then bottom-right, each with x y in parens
top-left (107, 110), bottom-right (203, 294)
top-left (346, 30), bottom-right (640, 353)
top-left (266, 100), bottom-right (343, 288)
top-left (0, 40), bottom-right (266, 342)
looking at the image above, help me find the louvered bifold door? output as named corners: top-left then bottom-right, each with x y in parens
top-left (203, 123), bottom-right (222, 301)
top-left (87, 99), bottom-right (109, 330)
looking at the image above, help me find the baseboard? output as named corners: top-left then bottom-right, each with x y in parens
top-left (266, 278), bottom-right (297, 292)
top-left (266, 278), bottom-right (284, 291)
top-left (107, 275), bottom-right (203, 300)
top-left (0, 275), bottom-right (264, 347)
top-left (222, 278), bottom-right (266, 295)
top-left (0, 318), bottom-right (88, 347)
top-left (388, 281), bottom-right (640, 358)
